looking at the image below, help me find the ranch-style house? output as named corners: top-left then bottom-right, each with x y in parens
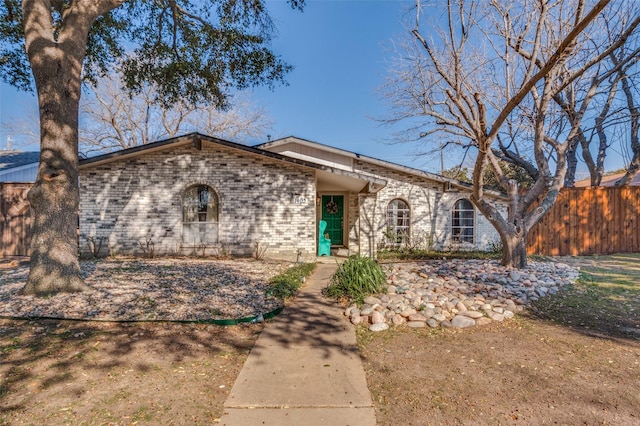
top-left (78, 133), bottom-right (506, 260)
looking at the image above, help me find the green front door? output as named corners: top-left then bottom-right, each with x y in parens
top-left (321, 195), bottom-right (344, 246)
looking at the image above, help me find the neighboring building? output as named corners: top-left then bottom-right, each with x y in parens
top-left (0, 151), bottom-right (39, 183)
top-left (574, 171), bottom-right (640, 187)
top-left (0, 151), bottom-right (38, 257)
top-left (78, 133), bottom-right (507, 260)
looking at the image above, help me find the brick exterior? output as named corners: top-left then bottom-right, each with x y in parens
top-left (79, 136), bottom-right (506, 261)
top-left (350, 160), bottom-right (505, 253)
top-left (80, 142), bottom-right (317, 260)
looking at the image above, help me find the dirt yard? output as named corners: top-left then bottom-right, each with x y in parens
top-left (359, 254), bottom-right (640, 425)
top-left (359, 319), bottom-right (639, 425)
top-left (1, 254), bottom-right (639, 425)
top-left (0, 319), bottom-right (262, 425)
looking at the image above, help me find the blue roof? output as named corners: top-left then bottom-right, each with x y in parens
top-left (0, 151), bottom-right (39, 171)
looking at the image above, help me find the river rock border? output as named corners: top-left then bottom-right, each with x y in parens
top-left (344, 259), bottom-right (580, 332)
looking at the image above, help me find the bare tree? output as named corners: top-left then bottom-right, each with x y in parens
top-left (80, 78), bottom-right (272, 155)
top-left (382, 0), bottom-right (639, 268)
top-left (612, 45), bottom-right (640, 185)
top-left (555, 5), bottom-right (640, 187)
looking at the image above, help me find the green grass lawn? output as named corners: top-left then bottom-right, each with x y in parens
top-left (531, 254), bottom-right (640, 340)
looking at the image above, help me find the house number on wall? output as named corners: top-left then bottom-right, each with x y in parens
top-left (293, 196), bottom-right (308, 205)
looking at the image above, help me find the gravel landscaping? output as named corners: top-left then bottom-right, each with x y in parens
top-left (347, 259), bottom-right (580, 331)
top-left (0, 258), bottom-right (291, 321)
top-left (1, 257), bottom-right (580, 330)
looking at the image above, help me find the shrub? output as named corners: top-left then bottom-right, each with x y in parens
top-left (266, 263), bottom-right (316, 300)
top-left (323, 254), bottom-right (387, 304)
top-left (488, 238), bottom-right (503, 254)
top-left (377, 248), bottom-right (501, 262)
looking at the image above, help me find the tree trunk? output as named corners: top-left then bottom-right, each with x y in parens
top-left (500, 230), bottom-right (529, 269)
top-left (22, 66), bottom-right (89, 295)
top-left (20, 2), bottom-right (95, 295)
top-left (614, 64), bottom-right (640, 186)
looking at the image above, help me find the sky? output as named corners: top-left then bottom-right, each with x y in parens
top-left (0, 0), bottom-right (433, 167)
top-left (0, 0), bottom-right (626, 176)
top-left (248, 0), bottom-right (418, 162)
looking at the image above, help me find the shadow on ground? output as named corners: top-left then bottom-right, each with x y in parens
top-left (0, 318), bottom-right (262, 425)
top-left (527, 255), bottom-right (640, 343)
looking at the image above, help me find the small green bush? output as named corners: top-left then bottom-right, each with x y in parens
top-left (323, 254), bottom-right (387, 304)
top-left (377, 248), bottom-right (501, 262)
top-left (266, 263), bottom-right (316, 300)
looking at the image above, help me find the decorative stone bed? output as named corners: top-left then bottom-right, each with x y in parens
top-left (345, 259), bottom-right (580, 331)
top-left (0, 258), bottom-right (290, 322)
top-left (1, 257), bottom-right (579, 330)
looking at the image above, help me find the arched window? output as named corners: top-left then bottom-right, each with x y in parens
top-left (452, 199), bottom-right (474, 243)
top-left (182, 185), bottom-right (218, 245)
top-left (183, 185), bottom-right (218, 223)
top-left (386, 199), bottom-right (410, 246)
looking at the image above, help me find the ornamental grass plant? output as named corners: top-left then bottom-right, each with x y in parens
top-left (324, 254), bottom-right (387, 304)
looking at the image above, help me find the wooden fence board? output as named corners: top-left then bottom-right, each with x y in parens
top-left (528, 186), bottom-right (640, 256)
top-left (616, 188), bottom-right (624, 253)
top-left (624, 188), bottom-right (633, 251)
top-left (595, 189), bottom-right (603, 254)
top-left (585, 189), bottom-right (594, 255)
top-left (573, 190), bottom-right (581, 254)
top-left (0, 183), bottom-right (32, 257)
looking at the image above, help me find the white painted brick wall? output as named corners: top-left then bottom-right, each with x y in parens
top-left (79, 140), bottom-right (507, 261)
top-left (80, 143), bottom-right (317, 260)
top-left (351, 160), bottom-right (505, 253)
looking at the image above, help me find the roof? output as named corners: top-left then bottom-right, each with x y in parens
top-left (574, 171), bottom-right (640, 187)
top-left (0, 151), bottom-right (39, 183)
top-left (78, 132), bottom-right (504, 198)
top-left (79, 133), bottom-right (387, 192)
top-left (0, 151), bottom-right (39, 171)
top-left (256, 136), bottom-right (496, 195)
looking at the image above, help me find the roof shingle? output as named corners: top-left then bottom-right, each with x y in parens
top-left (0, 151), bottom-right (39, 171)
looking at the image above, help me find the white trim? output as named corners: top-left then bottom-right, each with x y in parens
top-left (258, 136), bottom-right (506, 199)
top-left (0, 162), bottom-right (38, 175)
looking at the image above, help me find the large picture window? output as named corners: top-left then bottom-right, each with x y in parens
top-left (452, 199), bottom-right (474, 243)
top-left (182, 185), bottom-right (218, 245)
top-left (386, 199), bottom-right (410, 246)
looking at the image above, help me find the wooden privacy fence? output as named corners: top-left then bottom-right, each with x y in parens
top-left (527, 186), bottom-right (640, 256)
top-left (0, 183), bottom-right (32, 257)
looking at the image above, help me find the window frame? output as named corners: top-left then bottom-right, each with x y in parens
top-left (386, 198), bottom-right (411, 246)
top-left (451, 198), bottom-right (475, 244)
top-left (182, 184), bottom-right (219, 224)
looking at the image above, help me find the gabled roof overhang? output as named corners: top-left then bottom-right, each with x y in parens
top-left (79, 133), bottom-right (387, 193)
top-left (257, 136), bottom-right (506, 199)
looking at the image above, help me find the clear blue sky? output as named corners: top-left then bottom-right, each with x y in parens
top-left (249, 0), bottom-right (418, 163)
top-left (0, 0), bottom-right (439, 169)
top-left (0, 0), bottom-right (624, 176)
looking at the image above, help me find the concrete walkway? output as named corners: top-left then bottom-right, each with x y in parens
top-left (220, 262), bottom-right (376, 425)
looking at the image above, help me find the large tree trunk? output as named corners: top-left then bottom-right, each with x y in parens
top-left (20, 1), bottom-right (97, 295)
top-left (472, 195), bottom-right (532, 269)
top-left (22, 85), bottom-right (89, 294)
top-left (500, 229), bottom-right (528, 269)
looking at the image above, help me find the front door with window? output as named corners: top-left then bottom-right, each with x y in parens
top-left (321, 195), bottom-right (344, 246)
